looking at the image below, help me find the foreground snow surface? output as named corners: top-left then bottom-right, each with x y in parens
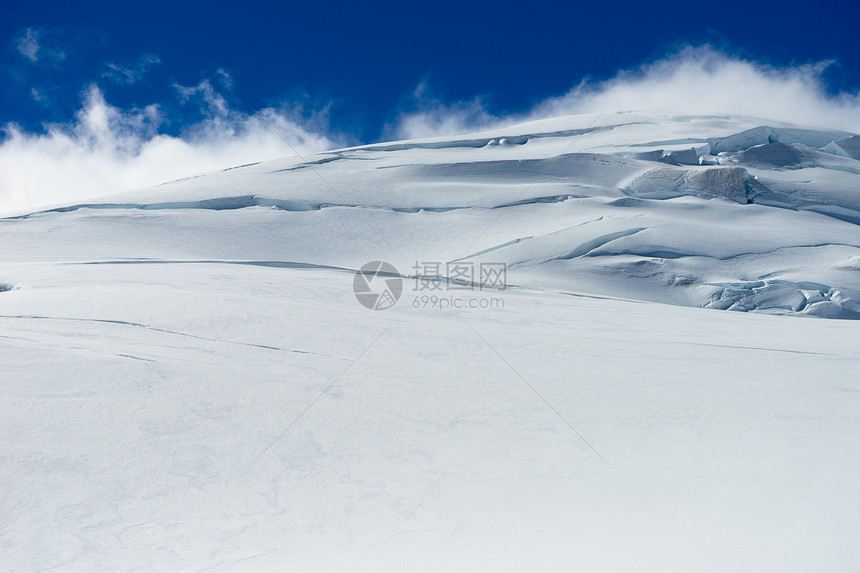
top-left (2, 112), bottom-right (860, 570)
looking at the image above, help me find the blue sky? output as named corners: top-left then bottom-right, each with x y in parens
top-left (4, 0), bottom-right (859, 139)
top-left (2, 0), bottom-right (859, 211)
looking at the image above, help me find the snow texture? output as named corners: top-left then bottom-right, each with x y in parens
top-left (2, 111), bottom-right (860, 571)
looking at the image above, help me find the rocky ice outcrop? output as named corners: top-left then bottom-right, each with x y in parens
top-left (824, 136), bottom-right (860, 160)
top-left (624, 166), bottom-right (762, 203)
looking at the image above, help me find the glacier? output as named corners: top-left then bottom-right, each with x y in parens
top-left (1, 111), bottom-right (860, 571)
top-left (5, 111), bottom-right (860, 318)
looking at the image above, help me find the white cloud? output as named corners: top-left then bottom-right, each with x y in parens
top-left (30, 87), bottom-right (47, 103)
top-left (175, 78), bottom-right (231, 116)
top-left (0, 84), bottom-right (343, 214)
top-left (15, 28), bottom-right (40, 62)
top-left (385, 80), bottom-right (500, 140)
top-left (103, 54), bottom-right (161, 84)
top-left (14, 27), bottom-right (65, 65)
top-left (540, 46), bottom-right (860, 131)
top-left (391, 46), bottom-right (860, 139)
top-left (215, 68), bottom-right (234, 90)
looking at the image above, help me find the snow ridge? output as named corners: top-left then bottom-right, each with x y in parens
top-left (3, 111), bottom-right (860, 318)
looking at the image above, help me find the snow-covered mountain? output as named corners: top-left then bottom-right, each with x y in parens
top-left (2, 112), bottom-right (860, 571)
top-left (6, 111), bottom-right (860, 318)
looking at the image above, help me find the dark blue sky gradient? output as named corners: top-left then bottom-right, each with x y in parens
top-left (2, 0), bottom-right (858, 142)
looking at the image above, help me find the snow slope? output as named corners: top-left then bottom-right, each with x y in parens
top-left (5, 111), bottom-right (860, 318)
top-left (2, 112), bottom-right (860, 571)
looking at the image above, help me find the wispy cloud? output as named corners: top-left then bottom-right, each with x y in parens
top-left (390, 46), bottom-right (860, 139)
top-left (175, 78), bottom-right (231, 116)
top-left (383, 79), bottom-right (498, 140)
top-left (539, 46), bottom-right (860, 131)
top-left (103, 54), bottom-right (160, 84)
top-left (214, 68), bottom-right (233, 90)
top-left (15, 28), bottom-right (40, 62)
top-left (0, 82), bottom-right (343, 214)
top-left (14, 27), bottom-right (66, 66)
top-left (29, 87), bottom-right (48, 103)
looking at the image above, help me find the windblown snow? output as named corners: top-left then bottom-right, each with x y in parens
top-left (1, 112), bottom-right (859, 571)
